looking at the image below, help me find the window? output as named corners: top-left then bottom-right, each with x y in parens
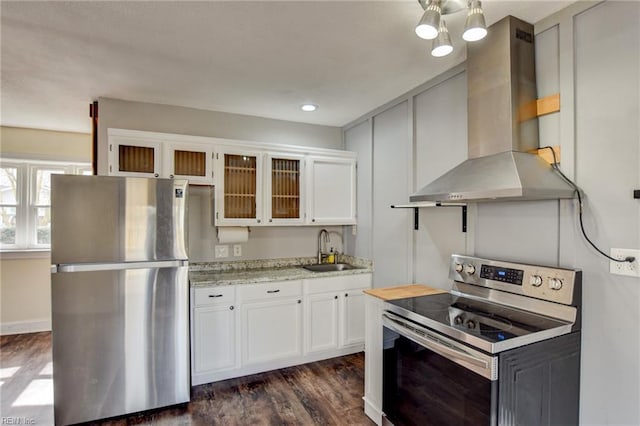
top-left (0, 159), bottom-right (91, 250)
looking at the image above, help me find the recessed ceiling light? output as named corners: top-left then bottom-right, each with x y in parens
top-left (301, 104), bottom-right (318, 112)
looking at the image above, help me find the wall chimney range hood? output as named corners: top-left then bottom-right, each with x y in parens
top-left (410, 16), bottom-right (576, 204)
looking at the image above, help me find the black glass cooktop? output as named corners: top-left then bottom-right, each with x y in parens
top-left (386, 293), bottom-right (570, 346)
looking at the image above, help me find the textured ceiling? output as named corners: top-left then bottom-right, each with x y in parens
top-left (1, 1), bottom-right (576, 133)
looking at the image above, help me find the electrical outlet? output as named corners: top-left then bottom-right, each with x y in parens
top-left (609, 248), bottom-right (640, 277)
top-left (215, 245), bottom-right (229, 258)
top-left (233, 244), bottom-right (242, 257)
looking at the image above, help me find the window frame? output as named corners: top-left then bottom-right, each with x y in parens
top-left (0, 158), bottom-right (91, 251)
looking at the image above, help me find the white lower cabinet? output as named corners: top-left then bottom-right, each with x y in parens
top-left (193, 305), bottom-right (237, 372)
top-left (305, 293), bottom-right (340, 354)
top-left (342, 289), bottom-right (366, 347)
top-left (191, 286), bottom-right (238, 385)
top-left (304, 274), bottom-right (372, 355)
top-left (242, 297), bottom-right (303, 365)
top-left (191, 273), bottom-right (371, 385)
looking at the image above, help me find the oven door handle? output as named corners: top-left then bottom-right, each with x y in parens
top-left (382, 312), bottom-right (498, 381)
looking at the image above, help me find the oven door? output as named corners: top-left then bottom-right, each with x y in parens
top-left (382, 311), bottom-right (498, 426)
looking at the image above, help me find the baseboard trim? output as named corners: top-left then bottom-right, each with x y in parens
top-left (363, 397), bottom-right (383, 426)
top-left (1, 319), bottom-right (51, 335)
top-left (192, 344), bottom-right (364, 386)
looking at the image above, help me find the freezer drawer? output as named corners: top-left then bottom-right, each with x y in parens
top-left (51, 266), bottom-right (190, 425)
top-left (51, 175), bottom-right (188, 264)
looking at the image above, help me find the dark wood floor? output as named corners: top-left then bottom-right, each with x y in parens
top-left (1, 332), bottom-right (374, 425)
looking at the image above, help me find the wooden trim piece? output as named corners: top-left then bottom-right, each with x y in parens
top-left (90, 101), bottom-right (98, 175)
top-left (531, 145), bottom-right (561, 164)
top-left (519, 93), bottom-right (561, 122)
top-left (537, 93), bottom-right (560, 116)
top-left (364, 284), bottom-right (446, 301)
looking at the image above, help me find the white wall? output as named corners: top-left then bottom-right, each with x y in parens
top-left (344, 65), bottom-right (469, 289)
top-left (344, 1), bottom-right (640, 423)
top-left (570, 2), bottom-right (639, 423)
top-left (0, 126), bottom-right (92, 334)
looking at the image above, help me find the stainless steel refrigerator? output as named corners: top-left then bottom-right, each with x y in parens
top-left (50, 175), bottom-right (190, 425)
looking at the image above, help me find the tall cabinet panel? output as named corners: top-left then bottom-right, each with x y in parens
top-left (413, 71), bottom-right (468, 284)
top-left (344, 120), bottom-right (373, 259)
top-left (372, 101), bottom-right (411, 286)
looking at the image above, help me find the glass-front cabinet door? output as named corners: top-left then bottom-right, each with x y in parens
top-left (110, 137), bottom-right (162, 178)
top-left (215, 150), bottom-right (263, 225)
top-left (265, 154), bottom-right (305, 225)
top-left (165, 143), bottom-right (214, 185)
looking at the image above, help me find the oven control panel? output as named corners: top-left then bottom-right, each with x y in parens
top-left (450, 255), bottom-right (581, 306)
top-left (479, 264), bottom-right (524, 285)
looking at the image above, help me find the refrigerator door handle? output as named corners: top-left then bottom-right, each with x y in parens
top-left (54, 260), bottom-right (189, 273)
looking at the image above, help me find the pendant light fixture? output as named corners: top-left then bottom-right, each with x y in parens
top-left (431, 20), bottom-right (453, 57)
top-left (462, 0), bottom-right (487, 41)
top-left (415, 0), bottom-right (487, 57)
top-left (415, 1), bottom-right (442, 40)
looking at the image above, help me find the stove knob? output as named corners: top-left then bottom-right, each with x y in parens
top-left (549, 278), bottom-right (563, 290)
top-left (465, 264), bottom-right (476, 275)
top-left (466, 320), bottom-right (476, 329)
top-left (530, 275), bottom-right (543, 287)
top-left (454, 263), bottom-right (464, 273)
top-left (454, 316), bottom-right (464, 325)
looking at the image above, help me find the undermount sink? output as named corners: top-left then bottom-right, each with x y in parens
top-left (303, 263), bottom-right (362, 272)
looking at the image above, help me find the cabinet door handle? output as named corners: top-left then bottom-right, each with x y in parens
top-left (345, 293), bottom-right (349, 297)
top-left (208, 294), bottom-right (223, 298)
top-left (298, 299), bottom-right (302, 304)
top-left (269, 219), bottom-right (273, 223)
top-left (229, 305), bottom-right (234, 310)
top-left (334, 295), bottom-right (338, 300)
top-left (154, 173), bottom-right (159, 178)
top-left (257, 219), bottom-right (261, 223)
top-left (312, 219), bottom-right (315, 222)
top-left (169, 174), bottom-right (174, 179)
top-left (267, 289), bottom-right (280, 294)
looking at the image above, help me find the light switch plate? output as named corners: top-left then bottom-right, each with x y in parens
top-left (233, 244), bottom-right (242, 257)
top-left (215, 245), bottom-right (229, 258)
top-left (609, 248), bottom-right (640, 277)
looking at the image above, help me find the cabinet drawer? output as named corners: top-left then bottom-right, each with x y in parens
top-left (238, 280), bottom-right (302, 301)
top-left (194, 286), bottom-right (235, 307)
top-left (304, 273), bottom-right (372, 295)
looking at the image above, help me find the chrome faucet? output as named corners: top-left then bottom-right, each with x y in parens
top-left (317, 229), bottom-right (330, 264)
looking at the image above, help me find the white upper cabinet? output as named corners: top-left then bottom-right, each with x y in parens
top-left (264, 153), bottom-right (306, 225)
top-left (164, 142), bottom-right (214, 185)
top-left (109, 136), bottom-right (163, 178)
top-left (108, 129), bottom-right (215, 184)
top-left (307, 156), bottom-right (357, 225)
top-left (214, 149), bottom-right (264, 226)
top-left (107, 129), bottom-right (357, 226)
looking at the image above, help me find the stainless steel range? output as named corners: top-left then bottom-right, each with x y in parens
top-left (382, 255), bottom-right (582, 426)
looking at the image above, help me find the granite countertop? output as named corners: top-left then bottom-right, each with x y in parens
top-left (189, 255), bottom-right (373, 288)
